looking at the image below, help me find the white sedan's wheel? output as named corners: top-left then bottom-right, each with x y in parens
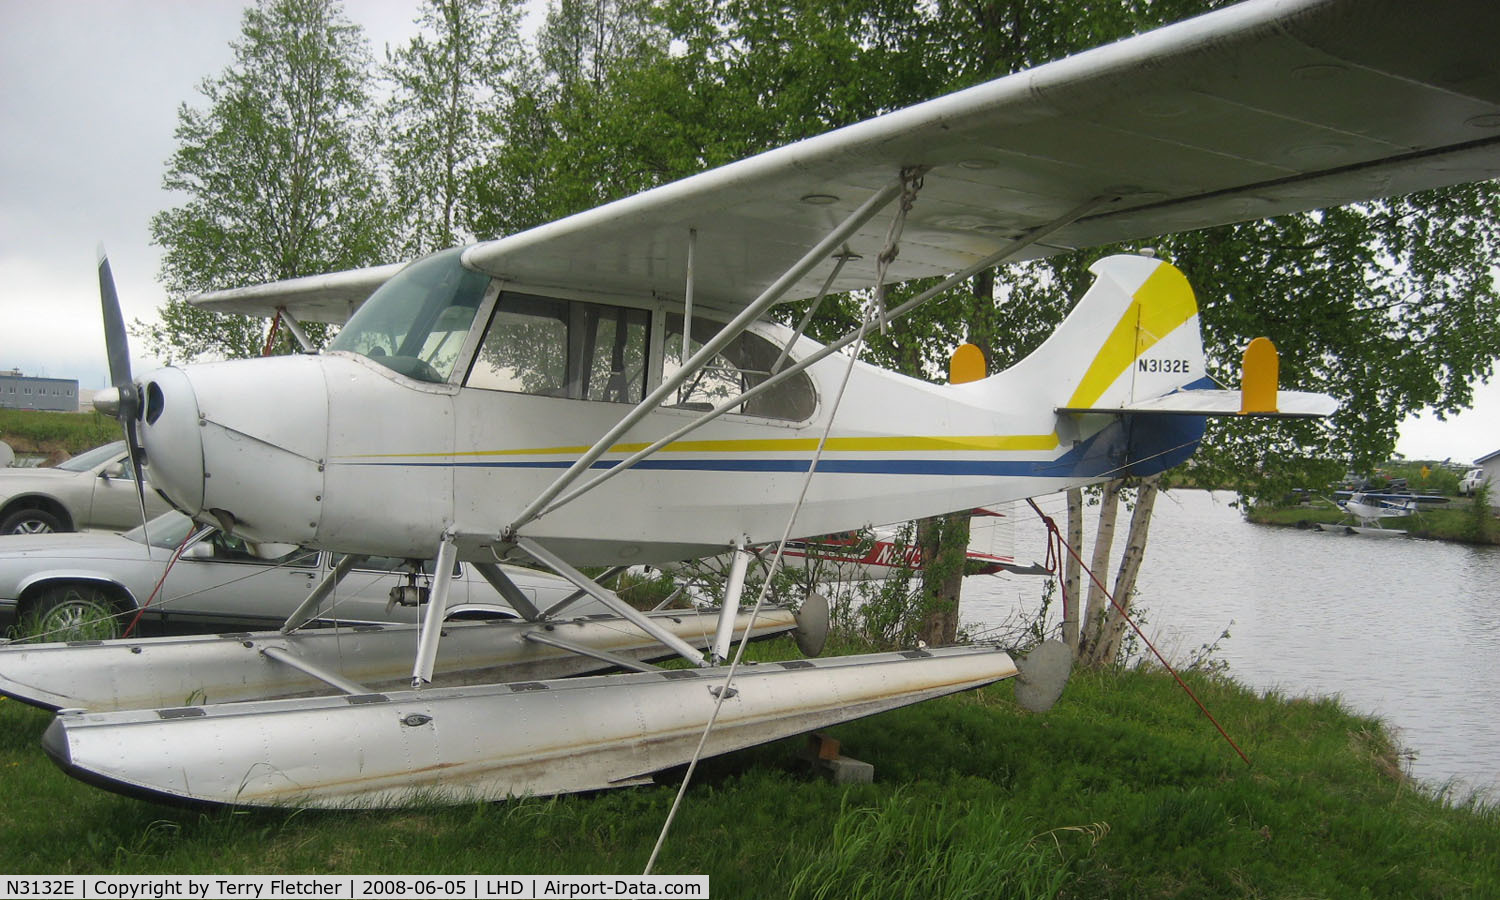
top-left (1, 508), bottom-right (66, 535)
top-left (25, 584), bottom-right (125, 641)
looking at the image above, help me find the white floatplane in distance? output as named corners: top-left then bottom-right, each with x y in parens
top-left (1316, 491), bottom-right (1448, 536)
top-left (18, 0), bottom-right (1500, 808)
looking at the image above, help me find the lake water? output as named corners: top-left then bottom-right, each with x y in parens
top-left (963, 489), bottom-right (1500, 801)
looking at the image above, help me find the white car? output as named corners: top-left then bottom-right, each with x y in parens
top-left (0, 441), bottom-right (172, 534)
top-left (1459, 468), bottom-right (1488, 496)
top-left (0, 511), bottom-right (607, 641)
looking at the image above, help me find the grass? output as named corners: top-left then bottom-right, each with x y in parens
top-left (0, 408), bottom-right (117, 457)
top-left (1, 639), bottom-right (1496, 897)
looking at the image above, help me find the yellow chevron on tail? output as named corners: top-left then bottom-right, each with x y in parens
top-left (1064, 261), bottom-right (1198, 410)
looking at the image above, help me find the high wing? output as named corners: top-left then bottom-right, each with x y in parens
top-left (190, 262), bottom-right (405, 324)
top-left (193, 0), bottom-right (1500, 321)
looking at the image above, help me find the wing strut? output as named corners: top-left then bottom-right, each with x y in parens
top-left (683, 228), bottom-right (697, 363)
top-left (536, 193), bottom-right (1114, 521)
top-left (502, 176), bottom-right (907, 539)
top-left (772, 249), bottom-right (854, 373)
top-left (276, 308), bottom-right (316, 353)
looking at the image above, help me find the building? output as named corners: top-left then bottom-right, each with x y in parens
top-left (1476, 448), bottom-right (1500, 509)
top-left (0, 370), bottom-right (79, 412)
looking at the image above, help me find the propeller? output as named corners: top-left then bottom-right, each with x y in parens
top-left (95, 246), bottom-right (151, 531)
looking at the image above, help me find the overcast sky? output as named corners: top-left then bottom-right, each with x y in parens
top-left (0, 1), bottom-right (1494, 464)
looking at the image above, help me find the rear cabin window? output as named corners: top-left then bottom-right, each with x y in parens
top-left (664, 315), bottom-right (816, 422)
top-left (466, 293), bottom-right (649, 404)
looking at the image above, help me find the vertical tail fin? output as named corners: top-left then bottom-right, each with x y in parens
top-left (1034, 257), bottom-right (1336, 419)
top-left (1004, 254), bottom-right (1208, 411)
top-left (954, 254), bottom-right (1210, 479)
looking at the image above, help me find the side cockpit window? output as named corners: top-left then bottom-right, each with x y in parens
top-left (469, 294), bottom-right (569, 396)
top-left (664, 315), bottom-right (816, 421)
top-left (466, 292), bottom-right (649, 404)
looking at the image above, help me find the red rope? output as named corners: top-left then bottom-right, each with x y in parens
top-left (1027, 499), bottom-right (1070, 626)
top-left (261, 310), bottom-right (283, 357)
top-left (122, 527), bottom-right (198, 638)
top-left (1028, 496), bottom-right (1251, 767)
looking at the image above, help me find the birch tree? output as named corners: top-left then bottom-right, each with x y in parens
top-left (1079, 476), bottom-right (1162, 667)
top-left (143, 0), bottom-right (388, 362)
top-left (383, 0), bottom-right (528, 256)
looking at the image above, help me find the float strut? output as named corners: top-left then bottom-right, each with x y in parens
top-left (521, 631), bottom-right (663, 675)
top-left (412, 532), bottom-right (459, 687)
top-left (471, 562), bottom-right (544, 621)
top-left (713, 540), bottom-right (752, 664)
top-left (514, 537), bottom-right (708, 667)
top-left (281, 552), bottom-right (367, 634)
top-left (260, 647), bottom-right (368, 695)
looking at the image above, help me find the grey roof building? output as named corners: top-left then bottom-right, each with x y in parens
top-left (0, 370), bottom-right (79, 412)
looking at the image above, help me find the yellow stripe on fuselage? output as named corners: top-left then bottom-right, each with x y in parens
top-left (342, 432), bottom-right (1061, 461)
top-left (1065, 262), bottom-right (1197, 410)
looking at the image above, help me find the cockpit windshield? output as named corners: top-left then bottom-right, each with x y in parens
top-left (327, 247), bottom-right (491, 383)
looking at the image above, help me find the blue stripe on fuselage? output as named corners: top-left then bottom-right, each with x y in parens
top-left (332, 413), bottom-right (1208, 481)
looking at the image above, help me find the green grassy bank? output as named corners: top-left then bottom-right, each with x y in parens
top-left (0, 408), bottom-right (117, 457)
top-left (1, 656), bottom-right (1494, 897)
top-left (1249, 499), bottom-right (1500, 545)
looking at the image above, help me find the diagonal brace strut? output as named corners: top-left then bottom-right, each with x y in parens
top-left (513, 537), bottom-right (709, 667)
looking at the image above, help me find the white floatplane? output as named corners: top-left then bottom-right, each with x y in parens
top-left (17, 0), bottom-right (1500, 808)
top-left (1315, 491), bottom-right (1448, 536)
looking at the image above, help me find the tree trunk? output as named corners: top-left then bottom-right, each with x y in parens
top-left (1077, 479), bottom-right (1122, 660)
top-left (915, 511), bottom-right (970, 646)
top-left (1091, 476), bottom-right (1162, 665)
top-left (1062, 487), bottom-right (1083, 655)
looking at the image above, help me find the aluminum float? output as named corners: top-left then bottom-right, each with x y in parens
top-left (0, 608), bottom-right (798, 712)
top-left (43, 645), bottom-right (1018, 808)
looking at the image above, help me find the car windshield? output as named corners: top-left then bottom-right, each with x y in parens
top-left (54, 441), bottom-right (125, 472)
top-left (122, 511), bottom-right (199, 550)
top-left (327, 247), bottom-right (491, 383)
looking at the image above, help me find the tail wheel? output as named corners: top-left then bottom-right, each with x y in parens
top-left (23, 584), bottom-right (126, 642)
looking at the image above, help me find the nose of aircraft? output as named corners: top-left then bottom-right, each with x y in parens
top-left (134, 356), bottom-right (330, 545)
top-left (135, 366), bottom-right (207, 516)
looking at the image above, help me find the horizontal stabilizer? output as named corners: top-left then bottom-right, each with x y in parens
top-left (1059, 389), bottom-right (1337, 418)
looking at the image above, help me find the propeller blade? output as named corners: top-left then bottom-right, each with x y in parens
top-left (95, 246), bottom-right (150, 532)
top-left (96, 246), bottom-right (133, 393)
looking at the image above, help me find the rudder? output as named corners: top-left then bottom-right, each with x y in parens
top-left (978, 254), bottom-right (1209, 411)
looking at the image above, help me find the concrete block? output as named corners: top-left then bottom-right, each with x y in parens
top-left (821, 755), bottom-right (874, 784)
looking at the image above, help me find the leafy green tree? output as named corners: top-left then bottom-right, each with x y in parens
top-left (480, 0), bottom-right (1500, 651)
top-left (383, 0), bottom-right (529, 256)
top-left (538, 0), bottom-right (662, 91)
top-left (470, 0), bottom-right (671, 237)
top-left (141, 0), bottom-right (390, 362)
top-left (1465, 479), bottom-right (1495, 543)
